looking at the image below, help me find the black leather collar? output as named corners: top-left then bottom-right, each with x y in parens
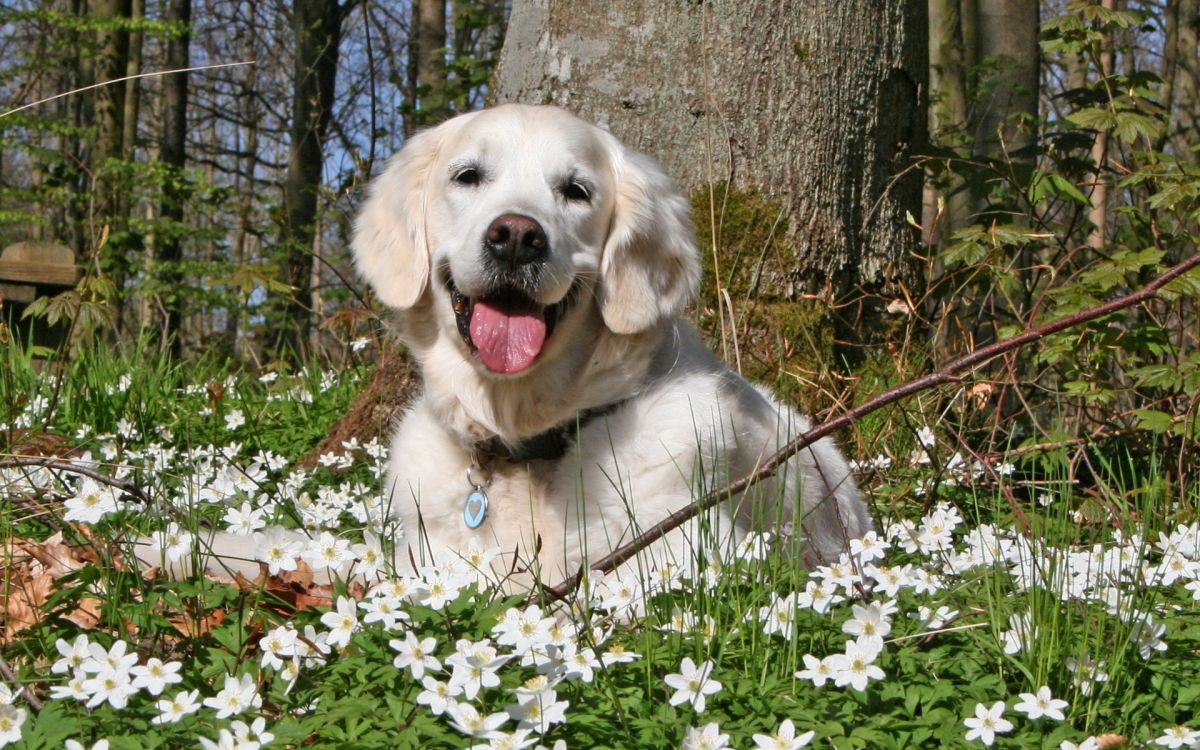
top-left (470, 401), bottom-right (626, 465)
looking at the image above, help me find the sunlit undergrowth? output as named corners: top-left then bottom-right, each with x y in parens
top-left (1, 341), bottom-right (1198, 750)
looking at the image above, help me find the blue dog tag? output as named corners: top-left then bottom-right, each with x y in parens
top-left (464, 488), bottom-right (489, 529)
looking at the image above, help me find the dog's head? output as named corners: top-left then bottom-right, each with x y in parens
top-left (352, 104), bottom-right (699, 376)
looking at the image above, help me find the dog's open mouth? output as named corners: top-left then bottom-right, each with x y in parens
top-left (449, 281), bottom-right (574, 375)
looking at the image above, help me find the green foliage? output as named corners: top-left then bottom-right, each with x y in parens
top-left (921, 0), bottom-right (1200, 471)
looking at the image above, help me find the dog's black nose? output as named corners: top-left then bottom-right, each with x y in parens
top-left (484, 214), bottom-right (547, 267)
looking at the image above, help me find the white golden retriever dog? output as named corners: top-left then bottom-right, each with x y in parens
top-left (351, 104), bottom-right (870, 584)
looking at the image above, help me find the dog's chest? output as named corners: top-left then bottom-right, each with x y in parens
top-left (386, 402), bottom-right (579, 572)
top-left (469, 459), bottom-right (564, 557)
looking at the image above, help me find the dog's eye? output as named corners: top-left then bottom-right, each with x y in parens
top-left (452, 167), bottom-right (482, 186)
top-left (562, 180), bottom-right (591, 203)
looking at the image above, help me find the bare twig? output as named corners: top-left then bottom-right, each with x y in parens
top-left (0, 654), bottom-right (43, 711)
top-left (0, 61), bottom-right (255, 119)
top-left (0, 456), bottom-right (151, 504)
top-left (536, 251), bottom-right (1200, 603)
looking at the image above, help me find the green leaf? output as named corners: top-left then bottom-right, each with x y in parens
top-left (1134, 408), bottom-right (1175, 434)
top-left (1128, 363), bottom-right (1183, 390)
top-left (1068, 106), bottom-right (1118, 130)
top-left (1049, 173), bottom-right (1091, 205)
top-left (1113, 111), bottom-right (1165, 142)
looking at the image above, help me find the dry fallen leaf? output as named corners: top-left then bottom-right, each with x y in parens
top-left (18, 531), bottom-right (85, 578)
top-left (61, 596), bottom-right (102, 630)
top-left (2, 532), bottom-right (102, 641)
top-left (169, 607), bottom-right (227, 639)
top-left (3, 573), bottom-right (52, 640)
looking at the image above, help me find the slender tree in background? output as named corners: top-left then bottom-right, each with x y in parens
top-left (925, 0), bottom-right (970, 242)
top-left (970, 0), bottom-right (1039, 157)
top-left (406, 0), bottom-right (449, 133)
top-left (82, 0), bottom-right (140, 336)
top-left (970, 0), bottom-right (1039, 326)
top-left (88, 0), bottom-right (132, 225)
top-left (301, 0), bottom-right (508, 457)
top-left (157, 0), bottom-right (192, 356)
top-left (1162, 0), bottom-right (1199, 163)
top-left (921, 0), bottom-right (1040, 359)
top-left (122, 0), bottom-right (144, 167)
top-left (1086, 0), bottom-right (1117, 251)
top-left (924, 0), bottom-right (1040, 241)
top-left (275, 0), bottom-right (344, 357)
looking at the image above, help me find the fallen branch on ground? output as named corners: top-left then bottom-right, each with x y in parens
top-left (534, 250), bottom-right (1200, 604)
top-left (0, 456), bottom-right (152, 504)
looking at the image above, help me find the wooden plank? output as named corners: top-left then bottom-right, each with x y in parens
top-left (1, 241), bottom-right (76, 265)
top-left (0, 260), bottom-right (82, 286)
top-left (0, 282), bottom-right (38, 304)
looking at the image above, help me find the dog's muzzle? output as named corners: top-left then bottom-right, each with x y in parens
top-left (448, 214), bottom-right (576, 375)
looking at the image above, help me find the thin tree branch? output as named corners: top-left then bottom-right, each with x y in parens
top-left (0, 654), bottom-right (43, 711)
top-left (0, 457), bottom-right (152, 504)
top-left (0, 61), bottom-right (256, 119)
top-left (535, 250), bottom-right (1200, 604)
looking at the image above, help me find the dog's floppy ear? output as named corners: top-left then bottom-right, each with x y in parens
top-left (598, 144), bottom-right (700, 335)
top-left (352, 125), bottom-right (448, 309)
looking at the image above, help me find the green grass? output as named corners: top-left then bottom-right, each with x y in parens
top-left (1, 344), bottom-right (1198, 750)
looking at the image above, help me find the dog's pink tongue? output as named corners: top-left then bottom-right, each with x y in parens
top-left (469, 300), bottom-right (547, 374)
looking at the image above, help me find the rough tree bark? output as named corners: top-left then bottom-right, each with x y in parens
top-left (492, 0), bottom-right (926, 305)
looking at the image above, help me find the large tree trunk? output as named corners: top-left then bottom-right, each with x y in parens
top-left (492, 0), bottom-right (925, 375)
top-left (275, 0), bottom-right (343, 358)
top-left (158, 0), bottom-right (191, 357)
top-left (492, 0), bottom-right (925, 311)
